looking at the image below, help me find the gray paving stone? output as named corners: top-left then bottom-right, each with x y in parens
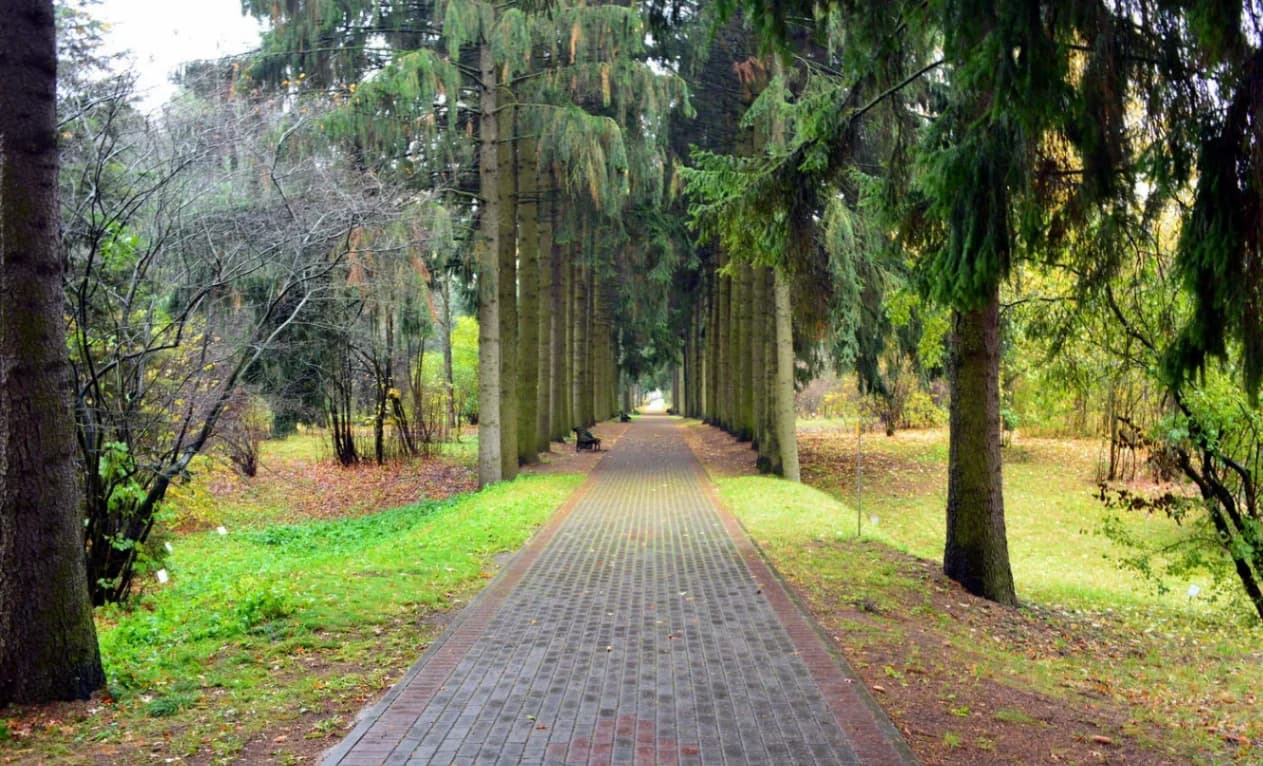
top-left (323, 417), bottom-right (916, 765)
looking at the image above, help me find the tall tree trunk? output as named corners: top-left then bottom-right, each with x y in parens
top-left (943, 289), bottom-right (1017, 604)
top-left (758, 268), bottom-right (778, 473)
top-left (442, 274), bottom-right (456, 431)
top-left (696, 288), bottom-right (707, 418)
top-left (517, 132), bottom-right (540, 465)
top-left (561, 243), bottom-right (574, 436)
top-left (0, 0), bottom-right (105, 705)
top-left (716, 254), bottom-right (730, 428)
top-left (682, 301), bottom-right (694, 417)
top-left (750, 265), bottom-right (767, 451)
top-left (706, 262), bottom-right (720, 424)
top-left (549, 209), bottom-right (566, 441)
top-left (497, 103), bottom-right (519, 479)
top-left (723, 256), bottom-right (737, 432)
top-left (475, 38), bottom-right (502, 487)
top-left (765, 55), bottom-right (796, 478)
top-left (772, 268), bottom-right (799, 480)
top-left (535, 174), bottom-right (553, 452)
top-left (572, 254), bottom-right (589, 427)
top-left (578, 257), bottom-right (593, 427)
top-left (590, 277), bottom-right (607, 422)
top-left (737, 263), bottom-right (755, 441)
top-left (732, 263), bottom-right (745, 436)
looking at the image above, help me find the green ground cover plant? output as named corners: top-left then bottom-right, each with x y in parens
top-left (0, 470), bottom-right (579, 765)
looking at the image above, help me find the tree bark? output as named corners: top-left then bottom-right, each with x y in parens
top-left (706, 262), bottom-right (720, 424)
top-left (497, 103), bottom-right (519, 480)
top-left (572, 253), bottom-right (589, 427)
top-left (580, 259), bottom-right (596, 426)
top-left (475, 38), bottom-right (502, 487)
top-left (758, 268), bottom-right (778, 473)
top-left (722, 256), bottom-right (732, 432)
top-left (549, 215), bottom-right (566, 441)
top-left (727, 261), bottom-right (737, 434)
top-left (442, 273), bottom-right (456, 431)
top-left (697, 285), bottom-right (708, 417)
top-left (561, 243), bottom-right (574, 436)
top-left (735, 263), bottom-right (752, 440)
top-left (0, 0), bottom-right (105, 705)
top-left (942, 288), bottom-right (1017, 605)
top-left (687, 300), bottom-right (697, 419)
top-left (750, 265), bottom-right (767, 451)
top-left (517, 131), bottom-right (540, 465)
top-left (772, 268), bottom-right (800, 480)
top-left (535, 171), bottom-right (552, 452)
top-left (591, 277), bottom-right (608, 421)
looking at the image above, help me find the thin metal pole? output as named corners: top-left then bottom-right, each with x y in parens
top-left (856, 416), bottom-right (863, 537)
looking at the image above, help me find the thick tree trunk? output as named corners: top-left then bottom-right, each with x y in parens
top-left (580, 261), bottom-right (595, 426)
top-left (571, 256), bottom-right (587, 428)
top-left (751, 265), bottom-right (767, 451)
top-left (549, 214), bottom-right (566, 441)
top-left (724, 267), bottom-right (734, 427)
top-left (682, 301), bottom-right (695, 418)
top-left (0, 0), bottom-right (105, 705)
top-left (772, 268), bottom-right (799, 480)
top-left (707, 263), bottom-right (720, 424)
top-left (943, 289), bottom-right (1017, 605)
top-left (735, 263), bottom-right (753, 440)
top-left (561, 244), bottom-right (574, 436)
top-left (497, 104), bottom-right (519, 479)
top-left (758, 269), bottom-right (778, 473)
top-left (535, 176), bottom-right (552, 452)
top-left (723, 256), bottom-right (736, 432)
top-left (442, 275), bottom-right (456, 431)
top-left (697, 290), bottom-right (707, 417)
top-left (592, 278), bottom-right (610, 421)
top-left (517, 132), bottom-right (540, 465)
top-left (475, 40), bottom-right (502, 487)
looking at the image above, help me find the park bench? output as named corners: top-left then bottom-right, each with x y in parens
top-left (572, 426), bottom-right (602, 452)
top-left (619, 411), bottom-right (632, 423)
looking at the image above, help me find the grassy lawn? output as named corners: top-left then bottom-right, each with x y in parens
top-left (0, 461), bottom-right (578, 765)
top-left (801, 426), bottom-right (1229, 611)
top-left (717, 425), bottom-right (1263, 764)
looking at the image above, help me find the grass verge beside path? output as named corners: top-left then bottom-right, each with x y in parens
top-left (716, 474), bottom-right (1262, 765)
top-left (0, 472), bottom-right (581, 766)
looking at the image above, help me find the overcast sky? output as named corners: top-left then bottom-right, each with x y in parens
top-left (96, 0), bottom-right (266, 110)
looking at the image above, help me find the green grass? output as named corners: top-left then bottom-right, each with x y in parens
top-left (809, 430), bottom-right (1224, 612)
top-left (7, 472), bottom-right (580, 764)
top-left (716, 434), bottom-right (1263, 761)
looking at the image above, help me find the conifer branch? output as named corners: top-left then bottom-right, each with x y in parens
top-left (851, 58), bottom-right (943, 123)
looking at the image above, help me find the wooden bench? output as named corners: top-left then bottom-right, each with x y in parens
top-left (572, 426), bottom-right (602, 452)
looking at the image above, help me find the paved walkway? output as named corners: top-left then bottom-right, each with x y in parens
top-left (324, 416), bottom-right (916, 766)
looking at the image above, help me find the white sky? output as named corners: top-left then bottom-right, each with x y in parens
top-left (96, 0), bottom-right (266, 110)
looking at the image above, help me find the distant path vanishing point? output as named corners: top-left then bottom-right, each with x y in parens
top-left (323, 415), bottom-right (917, 765)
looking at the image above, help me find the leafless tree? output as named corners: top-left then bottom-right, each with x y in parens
top-left (61, 69), bottom-right (406, 603)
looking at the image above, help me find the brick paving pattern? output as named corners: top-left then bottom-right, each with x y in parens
top-left (324, 416), bottom-right (916, 765)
